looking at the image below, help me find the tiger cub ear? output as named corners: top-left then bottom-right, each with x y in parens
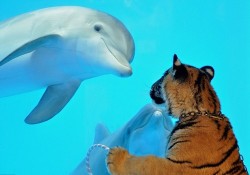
top-left (201, 66), bottom-right (215, 81)
top-left (172, 54), bottom-right (188, 81)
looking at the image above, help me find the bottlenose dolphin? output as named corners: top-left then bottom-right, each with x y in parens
top-left (0, 6), bottom-right (135, 124)
top-left (72, 103), bottom-right (173, 175)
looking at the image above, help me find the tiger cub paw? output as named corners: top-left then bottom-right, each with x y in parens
top-left (106, 147), bottom-right (130, 174)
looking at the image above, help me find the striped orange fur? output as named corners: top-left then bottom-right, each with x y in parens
top-left (107, 54), bottom-right (248, 175)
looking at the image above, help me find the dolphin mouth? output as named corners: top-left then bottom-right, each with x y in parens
top-left (151, 104), bottom-right (173, 132)
top-left (126, 104), bottom-right (173, 134)
top-left (151, 110), bottom-right (173, 132)
top-left (101, 38), bottom-right (132, 75)
top-left (128, 110), bottom-right (173, 135)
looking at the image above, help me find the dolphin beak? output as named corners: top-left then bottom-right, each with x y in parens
top-left (107, 44), bottom-right (133, 76)
top-left (151, 104), bottom-right (173, 132)
top-left (102, 32), bottom-right (135, 77)
top-left (102, 38), bottom-right (134, 77)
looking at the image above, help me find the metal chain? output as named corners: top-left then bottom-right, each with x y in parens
top-left (180, 111), bottom-right (225, 120)
top-left (85, 144), bottom-right (110, 175)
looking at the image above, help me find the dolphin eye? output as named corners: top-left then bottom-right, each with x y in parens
top-left (94, 24), bottom-right (102, 32)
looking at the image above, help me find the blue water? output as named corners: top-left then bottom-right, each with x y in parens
top-left (0, 1), bottom-right (249, 174)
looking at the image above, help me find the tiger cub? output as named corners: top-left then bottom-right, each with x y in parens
top-left (107, 54), bottom-right (248, 175)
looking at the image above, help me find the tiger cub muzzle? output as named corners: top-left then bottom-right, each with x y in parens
top-left (150, 77), bottom-right (165, 104)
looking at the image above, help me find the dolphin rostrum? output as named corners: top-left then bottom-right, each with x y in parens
top-left (72, 103), bottom-right (174, 175)
top-left (0, 6), bottom-right (135, 124)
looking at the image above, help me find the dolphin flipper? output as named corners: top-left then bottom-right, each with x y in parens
top-left (0, 34), bottom-right (61, 66)
top-left (25, 80), bottom-right (81, 124)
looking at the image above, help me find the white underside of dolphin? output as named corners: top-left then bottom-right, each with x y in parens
top-left (0, 6), bottom-right (135, 124)
top-left (72, 103), bottom-right (174, 175)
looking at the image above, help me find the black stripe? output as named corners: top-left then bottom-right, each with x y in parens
top-left (167, 94), bottom-right (173, 115)
top-left (213, 119), bottom-right (221, 130)
top-left (170, 120), bottom-right (197, 136)
top-left (171, 135), bottom-right (189, 142)
top-left (167, 135), bottom-right (189, 148)
top-left (239, 168), bottom-right (248, 175)
top-left (208, 87), bottom-right (218, 113)
top-left (232, 155), bottom-right (242, 166)
top-left (194, 72), bottom-right (203, 110)
top-left (213, 170), bottom-right (220, 175)
top-left (238, 169), bottom-right (248, 175)
top-left (168, 140), bottom-right (190, 150)
top-left (167, 157), bottom-right (191, 164)
top-left (201, 77), bottom-right (206, 90)
top-left (168, 120), bottom-right (197, 148)
top-left (223, 165), bottom-right (242, 175)
top-left (230, 156), bottom-right (249, 175)
top-left (220, 124), bottom-right (231, 141)
top-left (193, 141), bottom-right (238, 169)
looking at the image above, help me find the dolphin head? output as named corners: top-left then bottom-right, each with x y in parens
top-left (72, 103), bottom-right (173, 175)
top-left (72, 8), bottom-right (135, 78)
top-left (125, 104), bottom-right (173, 157)
top-left (0, 6), bottom-right (135, 79)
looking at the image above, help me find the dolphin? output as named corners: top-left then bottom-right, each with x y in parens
top-left (0, 6), bottom-right (135, 124)
top-left (72, 103), bottom-right (174, 175)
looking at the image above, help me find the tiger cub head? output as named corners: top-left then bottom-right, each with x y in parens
top-left (150, 54), bottom-right (221, 118)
